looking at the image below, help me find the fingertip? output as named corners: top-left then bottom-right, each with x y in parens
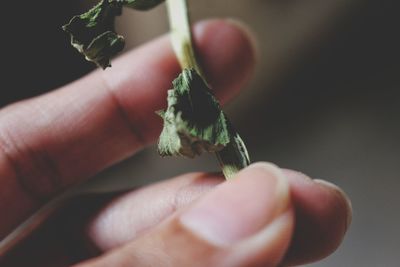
top-left (195, 18), bottom-right (258, 53)
top-left (239, 162), bottom-right (291, 214)
top-left (281, 170), bottom-right (352, 266)
top-left (193, 19), bottom-right (257, 103)
top-left (313, 179), bottom-right (353, 231)
top-left (180, 162), bottom-right (291, 247)
top-left (224, 18), bottom-right (259, 60)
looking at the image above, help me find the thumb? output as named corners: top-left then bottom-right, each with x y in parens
top-left (75, 163), bottom-right (294, 267)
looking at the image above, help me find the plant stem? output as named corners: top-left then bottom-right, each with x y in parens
top-left (215, 131), bottom-right (251, 179)
top-left (165, 0), bottom-right (250, 179)
top-left (165, 0), bottom-right (202, 74)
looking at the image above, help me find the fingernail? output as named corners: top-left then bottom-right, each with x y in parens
top-left (180, 162), bottom-right (290, 247)
top-left (314, 179), bottom-right (353, 229)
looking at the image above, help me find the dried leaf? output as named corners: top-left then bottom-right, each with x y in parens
top-left (158, 69), bottom-right (231, 158)
top-left (62, 0), bottom-right (164, 68)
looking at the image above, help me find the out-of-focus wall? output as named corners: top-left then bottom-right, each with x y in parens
top-left (116, 0), bottom-right (355, 110)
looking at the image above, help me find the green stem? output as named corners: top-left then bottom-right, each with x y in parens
top-left (165, 0), bottom-right (201, 74)
top-left (165, 0), bottom-right (250, 179)
top-left (215, 129), bottom-right (251, 179)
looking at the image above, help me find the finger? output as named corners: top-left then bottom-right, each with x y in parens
top-left (0, 192), bottom-right (122, 267)
top-left (87, 172), bottom-right (225, 251)
top-left (0, 164), bottom-right (351, 266)
top-left (0, 19), bottom-right (256, 237)
top-left (281, 170), bottom-right (352, 266)
top-left (75, 163), bottom-right (294, 267)
top-left (85, 167), bottom-right (351, 265)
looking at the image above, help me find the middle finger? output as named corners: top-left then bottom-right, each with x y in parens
top-left (86, 169), bottom-right (351, 266)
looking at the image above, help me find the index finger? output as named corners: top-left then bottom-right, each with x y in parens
top-left (0, 19), bottom-right (256, 238)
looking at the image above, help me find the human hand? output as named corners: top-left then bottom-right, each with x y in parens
top-left (0, 20), bottom-right (351, 267)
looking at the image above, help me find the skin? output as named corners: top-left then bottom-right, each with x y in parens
top-left (0, 20), bottom-right (352, 267)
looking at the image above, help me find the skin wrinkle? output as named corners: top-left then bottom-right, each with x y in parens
top-left (0, 130), bottom-right (18, 181)
top-left (0, 124), bottom-right (62, 202)
top-left (88, 173), bottom-right (223, 252)
top-left (172, 174), bottom-right (210, 216)
top-left (0, 129), bottom-right (40, 238)
top-left (125, 190), bottom-right (177, 247)
top-left (0, 68), bottom-right (151, 205)
top-left (90, 216), bottom-right (221, 267)
top-left (98, 71), bottom-right (148, 149)
top-left (25, 145), bottom-right (63, 199)
top-left (86, 187), bottom-right (171, 251)
top-left (174, 173), bottom-right (223, 207)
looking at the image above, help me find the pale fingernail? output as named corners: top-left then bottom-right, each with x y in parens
top-left (314, 179), bottom-right (353, 229)
top-left (180, 162), bottom-right (290, 247)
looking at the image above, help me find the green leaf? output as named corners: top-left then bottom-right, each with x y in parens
top-left (158, 68), bottom-right (231, 158)
top-left (62, 0), bottom-right (124, 69)
top-left (62, 0), bottom-right (164, 69)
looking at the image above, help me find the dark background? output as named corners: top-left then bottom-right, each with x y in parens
top-left (1, 1), bottom-right (398, 108)
top-left (0, 2), bottom-right (95, 106)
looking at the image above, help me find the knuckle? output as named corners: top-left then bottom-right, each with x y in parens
top-left (0, 125), bottom-right (63, 201)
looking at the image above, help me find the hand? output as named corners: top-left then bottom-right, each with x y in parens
top-left (0, 19), bottom-right (351, 267)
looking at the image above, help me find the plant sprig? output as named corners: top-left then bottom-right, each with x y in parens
top-left (63, 0), bottom-right (250, 179)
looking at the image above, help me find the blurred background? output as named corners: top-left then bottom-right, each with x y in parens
top-left (1, 0), bottom-right (399, 266)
